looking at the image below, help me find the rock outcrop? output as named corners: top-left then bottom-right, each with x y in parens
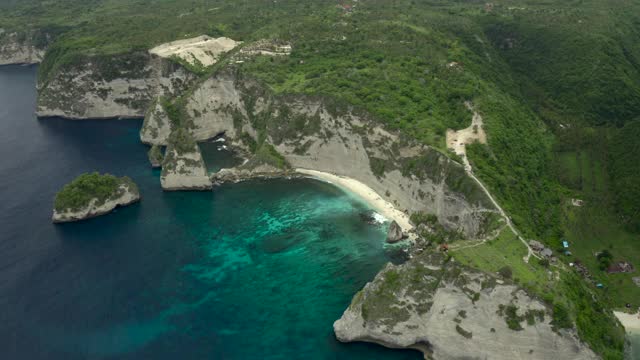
top-left (334, 252), bottom-right (598, 360)
top-left (140, 98), bottom-right (173, 144)
top-left (148, 144), bottom-right (164, 168)
top-left (36, 52), bottom-right (195, 119)
top-left (386, 220), bottom-right (404, 243)
top-left (0, 31), bottom-right (45, 65)
top-left (160, 129), bottom-right (212, 190)
top-left (210, 164), bottom-right (292, 186)
top-left (52, 175), bottom-right (140, 223)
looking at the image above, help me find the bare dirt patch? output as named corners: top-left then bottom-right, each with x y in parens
top-left (149, 35), bottom-right (240, 67)
top-left (446, 101), bottom-right (487, 171)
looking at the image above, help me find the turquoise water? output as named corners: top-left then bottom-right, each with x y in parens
top-left (0, 66), bottom-right (420, 359)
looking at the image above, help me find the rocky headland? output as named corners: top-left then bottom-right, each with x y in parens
top-left (334, 251), bottom-right (598, 360)
top-left (52, 173), bottom-right (140, 223)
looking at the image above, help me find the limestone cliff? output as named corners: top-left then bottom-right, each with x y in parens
top-left (140, 98), bottom-right (173, 144)
top-left (52, 176), bottom-right (140, 223)
top-left (0, 31), bottom-right (46, 65)
top-left (36, 52), bottom-right (195, 119)
top-left (160, 129), bottom-right (212, 190)
top-left (334, 252), bottom-right (598, 360)
top-left (141, 70), bottom-right (499, 238)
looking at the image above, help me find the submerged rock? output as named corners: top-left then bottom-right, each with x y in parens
top-left (386, 220), bottom-right (404, 243)
top-left (160, 129), bottom-right (212, 191)
top-left (334, 252), bottom-right (597, 360)
top-left (52, 173), bottom-right (140, 223)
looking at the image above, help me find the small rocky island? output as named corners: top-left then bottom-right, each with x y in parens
top-left (52, 172), bottom-right (140, 223)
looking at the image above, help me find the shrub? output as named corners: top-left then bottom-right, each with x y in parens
top-left (498, 266), bottom-right (513, 280)
top-left (54, 172), bottom-right (129, 211)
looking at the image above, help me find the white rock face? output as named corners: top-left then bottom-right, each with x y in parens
top-left (160, 136), bottom-right (212, 190)
top-left (334, 253), bottom-right (598, 360)
top-left (149, 35), bottom-right (240, 67)
top-left (36, 54), bottom-right (195, 119)
top-left (174, 73), bottom-right (498, 238)
top-left (140, 99), bottom-right (172, 144)
top-left (0, 32), bottom-right (45, 65)
top-left (52, 184), bottom-right (140, 223)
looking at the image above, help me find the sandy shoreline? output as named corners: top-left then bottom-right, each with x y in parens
top-left (614, 311), bottom-right (640, 332)
top-left (295, 169), bottom-right (413, 233)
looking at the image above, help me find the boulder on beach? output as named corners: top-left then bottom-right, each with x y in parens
top-left (386, 220), bottom-right (404, 243)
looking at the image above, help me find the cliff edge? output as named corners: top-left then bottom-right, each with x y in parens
top-left (334, 252), bottom-right (598, 360)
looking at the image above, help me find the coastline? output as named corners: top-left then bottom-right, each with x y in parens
top-left (295, 168), bottom-right (414, 233)
top-left (614, 311), bottom-right (640, 332)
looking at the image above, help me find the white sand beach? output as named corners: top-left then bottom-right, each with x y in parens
top-left (296, 169), bottom-right (413, 233)
top-left (614, 311), bottom-right (640, 331)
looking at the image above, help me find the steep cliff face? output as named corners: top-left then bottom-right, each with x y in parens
top-left (160, 129), bottom-right (212, 191)
top-left (0, 31), bottom-right (45, 65)
top-left (36, 52), bottom-right (195, 119)
top-left (334, 252), bottom-right (598, 360)
top-left (140, 71), bottom-right (498, 238)
top-left (140, 98), bottom-right (172, 144)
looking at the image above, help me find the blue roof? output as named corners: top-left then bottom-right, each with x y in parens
top-left (562, 241), bottom-right (569, 248)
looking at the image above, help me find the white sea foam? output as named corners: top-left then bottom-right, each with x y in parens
top-left (372, 212), bottom-right (388, 224)
top-left (214, 137), bottom-right (226, 143)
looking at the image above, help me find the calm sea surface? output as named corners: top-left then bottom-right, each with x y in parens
top-left (0, 66), bottom-right (420, 359)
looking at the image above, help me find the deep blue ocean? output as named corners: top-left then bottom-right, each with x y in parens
top-left (0, 66), bottom-right (421, 359)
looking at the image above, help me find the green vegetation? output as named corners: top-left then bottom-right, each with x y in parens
top-left (455, 324), bottom-right (473, 339)
top-left (504, 305), bottom-right (523, 331)
top-left (452, 228), bottom-right (626, 359)
top-left (167, 127), bottom-right (197, 154)
top-left (609, 120), bottom-right (640, 233)
top-left (54, 172), bottom-right (136, 211)
top-left (249, 142), bottom-right (289, 170)
top-left (410, 211), bottom-right (462, 244)
top-left (148, 144), bottom-right (164, 166)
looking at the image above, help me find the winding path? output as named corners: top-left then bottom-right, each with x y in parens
top-left (447, 104), bottom-right (538, 262)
